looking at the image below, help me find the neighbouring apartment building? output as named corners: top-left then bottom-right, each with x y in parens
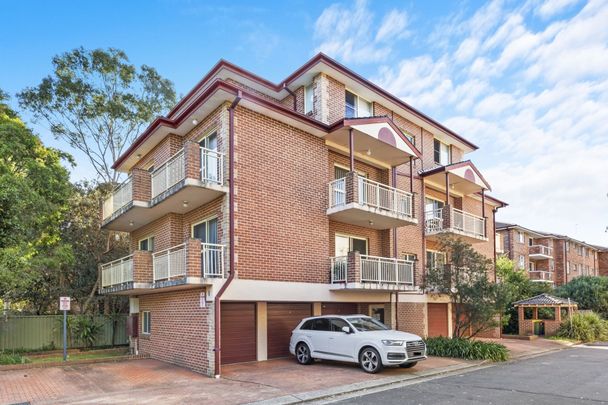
top-left (99, 53), bottom-right (506, 376)
top-left (496, 222), bottom-right (604, 286)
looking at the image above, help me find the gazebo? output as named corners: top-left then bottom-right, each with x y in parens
top-left (513, 293), bottom-right (578, 337)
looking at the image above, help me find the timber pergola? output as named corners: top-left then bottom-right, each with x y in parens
top-left (514, 293), bottom-right (577, 336)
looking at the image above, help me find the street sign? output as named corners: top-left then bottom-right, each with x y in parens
top-left (59, 296), bottom-right (71, 311)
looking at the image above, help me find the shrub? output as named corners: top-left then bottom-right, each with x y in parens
top-left (555, 276), bottom-right (608, 318)
top-left (556, 312), bottom-right (608, 342)
top-left (73, 316), bottom-right (103, 349)
top-left (0, 352), bottom-right (28, 365)
top-left (424, 337), bottom-right (509, 362)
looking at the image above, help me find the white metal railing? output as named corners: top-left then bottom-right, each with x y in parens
top-left (529, 270), bottom-right (554, 282)
top-left (328, 175), bottom-right (414, 218)
top-left (358, 177), bottom-right (413, 217)
top-left (151, 149), bottom-right (185, 198)
top-left (102, 177), bottom-right (133, 219)
top-left (331, 256), bottom-right (347, 282)
top-left (530, 245), bottom-right (553, 257)
top-left (361, 255), bottom-right (414, 285)
top-left (451, 208), bottom-right (486, 238)
top-left (329, 178), bottom-right (346, 208)
top-left (201, 242), bottom-right (225, 278)
top-left (153, 243), bottom-right (186, 281)
top-left (101, 255), bottom-right (133, 287)
top-left (200, 147), bottom-right (224, 184)
top-left (425, 208), bottom-right (444, 233)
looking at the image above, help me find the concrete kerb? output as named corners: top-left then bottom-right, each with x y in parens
top-left (247, 344), bottom-right (576, 405)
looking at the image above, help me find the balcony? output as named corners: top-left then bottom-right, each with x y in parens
top-left (528, 270), bottom-right (554, 283)
top-left (327, 172), bottom-right (417, 230)
top-left (330, 251), bottom-right (416, 291)
top-left (99, 240), bottom-right (226, 294)
top-left (425, 206), bottom-right (487, 243)
top-left (101, 143), bottom-right (228, 232)
top-left (529, 245), bottom-right (553, 260)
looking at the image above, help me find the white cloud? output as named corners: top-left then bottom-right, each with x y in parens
top-left (314, 0), bottom-right (409, 64)
top-left (314, 0), bottom-right (608, 245)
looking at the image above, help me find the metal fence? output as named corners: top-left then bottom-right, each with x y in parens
top-left (0, 315), bottom-right (128, 351)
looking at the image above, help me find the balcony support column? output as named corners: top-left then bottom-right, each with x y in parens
top-left (349, 128), bottom-right (354, 172)
top-left (444, 172), bottom-right (450, 204)
top-left (481, 189), bottom-right (486, 238)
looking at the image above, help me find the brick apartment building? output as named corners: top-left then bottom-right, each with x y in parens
top-left (99, 53), bottom-right (506, 376)
top-left (496, 222), bottom-right (603, 285)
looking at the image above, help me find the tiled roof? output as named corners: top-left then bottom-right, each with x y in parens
top-left (513, 293), bottom-right (577, 306)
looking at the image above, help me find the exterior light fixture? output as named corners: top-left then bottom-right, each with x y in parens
top-left (192, 119), bottom-right (199, 125)
top-left (183, 200), bottom-right (189, 208)
top-left (369, 220), bottom-right (374, 226)
top-left (136, 153), bottom-right (142, 158)
top-left (129, 221), bottom-right (134, 226)
top-left (366, 148), bottom-right (372, 156)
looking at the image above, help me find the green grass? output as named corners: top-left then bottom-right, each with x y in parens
top-left (425, 337), bottom-right (509, 362)
top-left (0, 353), bottom-right (29, 365)
top-left (27, 350), bottom-right (128, 364)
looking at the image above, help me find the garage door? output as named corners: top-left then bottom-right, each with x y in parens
top-left (321, 302), bottom-right (358, 315)
top-left (267, 303), bottom-right (312, 359)
top-left (427, 303), bottom-right (449, 337)
top-left (221, 302), bottom-right (256, 364)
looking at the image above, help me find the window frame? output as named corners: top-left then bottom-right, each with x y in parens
top-left (518, 255), bottom-right (525, 269)
top-left (191, 216), bottom-right (219, 244)
top-left (304, 83), bottom-right (314, 114)
top-left (138, 235), bottom-right (155, 252)
top-left (426, 249), bottom-right (446, 270)
top-left (433, 139), bottom-right (451, 166)
top-left (142, 311), bottom-right (151, 334)
top-left (335, 233), bottom-right (369, 256)
top-left (345, 89), bottom-right (372, 118)
top-left (518, 232), bottom-right (525, 244)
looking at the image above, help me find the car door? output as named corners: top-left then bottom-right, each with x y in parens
top-left (325, 318), bottom-right (356, 361)
top-left (308, 318), bottom-right (331, 357)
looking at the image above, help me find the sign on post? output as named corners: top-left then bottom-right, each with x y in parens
top-left (59, 297), bottom-right (70, 361)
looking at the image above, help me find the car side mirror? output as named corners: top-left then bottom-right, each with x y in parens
top-left (342, 326), bottom-right (351, 334)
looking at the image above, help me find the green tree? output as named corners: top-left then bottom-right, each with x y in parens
top-left (18, 47), bottom-right (176, 183)
top-left (496, 256), bottom-right (552, 334)
top-left (555, 276), bottom-right (608, 318)
top-left (0, 90), bottom-right (73, 303)
top-left (423, 236), bottom-right (511, 338)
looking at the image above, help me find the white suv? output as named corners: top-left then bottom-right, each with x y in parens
top-left (289, 315), bottom-right (426, 373)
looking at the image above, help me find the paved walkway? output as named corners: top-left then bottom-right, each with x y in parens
top-left (0, 338), bottom-right (571, 405)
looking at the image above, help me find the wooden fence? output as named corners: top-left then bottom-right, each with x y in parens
top-left (0, 315), bottom-right (128, 351)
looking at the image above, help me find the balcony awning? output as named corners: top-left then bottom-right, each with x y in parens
top-left (326, 117), bottom-right (422, 168)
top-left (421, 160), bottom-right (491, 195)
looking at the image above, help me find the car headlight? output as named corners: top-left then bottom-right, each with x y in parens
top-left (381, 340), bottom-right (404, 346)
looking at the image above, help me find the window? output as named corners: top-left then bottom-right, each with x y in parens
top-left (567, 261), bottom-right (570, 274)
top-left (528, 238), bottom-right (533, 246)
top-left (139, 236), bottom-right (155, 251)
top-left (403, 253), bottom-right (417, 262)
top-left (192, 217), bottom-right (218, 244)
top-left (519, 255), bottom-right (525, 269)
top-left (426, 251), bottom-right (446, 270)
top-left (142, 311), bottom-right (151, 334)
top-left (329, 318), bottom-right (350, 332)
top-left (425, 198), bottom-right (445, 218)
top-left (566, 241), bottom-right (570, 252)
top-left (518, 232), bottom-right (525, 244)
top-left (347, 316), bottom-right (388, 331)
top-left (199, 132), bottom-right (220, 182)
top-left (345, 90), bottom-right (372, 118)
top-left (335, 235), bottom-right (368, 256)
top-left (433, 139), bottom-right (450, 166)
top-left (529, 262), bottom-right (535, 272)
top-left (300, 320), bottom-right (314, 330)
top-left (401, 130), bottom-right (415, 145)
top-left (311, 318), bottom-right (330, 331)
top-left (305, 83), bottom-right (314, 114)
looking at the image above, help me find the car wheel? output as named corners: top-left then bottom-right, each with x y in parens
top-left (399, 361), bottom-right (417, 369)
top-left (295, 343), bottom-right (313, 365)
top-left (359, 347), bottom-right (383, 374)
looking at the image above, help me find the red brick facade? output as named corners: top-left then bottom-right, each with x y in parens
top-left (101, 55), bottom-right (506, 375)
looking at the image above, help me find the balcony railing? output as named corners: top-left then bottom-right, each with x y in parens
top-left (101, 255), bottom-right (133, 288)
top-left (201, 242), bottom-right (225, 278)
top-left (328, 175), bottom-right (413, 218)
top-left (529, 270), bottom-right (554, 282)
top-left (330, 255), bottom-right (414, 285)
top-left (102, 177), bottom-right (133, 220)
top-left (153, 244), bottom-right (186, 281)
top-left (200, 147), bottom-right (224, 184)
top-left (530, 245), bottom-right (553, 257)
top-left (425, 207), bottom-right (486, 239)
top-left (151, 149), bottom-right (185, 198)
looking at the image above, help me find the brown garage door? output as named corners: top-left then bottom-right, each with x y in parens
top-left (221, 302), bottom-right (256, 364)
top-left (427, 303), bottom-right (449, 337)
top-left (321, 302), bottom-right (358, 315)
top-left (267, 303), bottom-right (312, 359)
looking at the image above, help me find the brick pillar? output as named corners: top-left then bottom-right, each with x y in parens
top-left (131, 168), bottom-right (151, 201)
top-left (132, 251), bottom-right (152, 283)
top-left (442, 204), bottom-right (452, 229)
top-left (344, 171), bottom-right (359, 205)
top-left (518, 307), bottom-right (525, 336)
top-left (184, 141), bottom-right (201, 180)
top-left (347, 251), bottom-right (361, 283)
top-left (185, 238), bottom-right (202, 277)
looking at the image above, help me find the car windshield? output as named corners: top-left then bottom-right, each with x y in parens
top-left (347, 316), bottom-right (389, 332)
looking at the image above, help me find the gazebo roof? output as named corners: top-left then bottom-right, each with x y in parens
top-left (513, 293), bottom-right (577, 307)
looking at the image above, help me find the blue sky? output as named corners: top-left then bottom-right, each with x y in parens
top-left (1, 0), bottom-right (607, 245)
